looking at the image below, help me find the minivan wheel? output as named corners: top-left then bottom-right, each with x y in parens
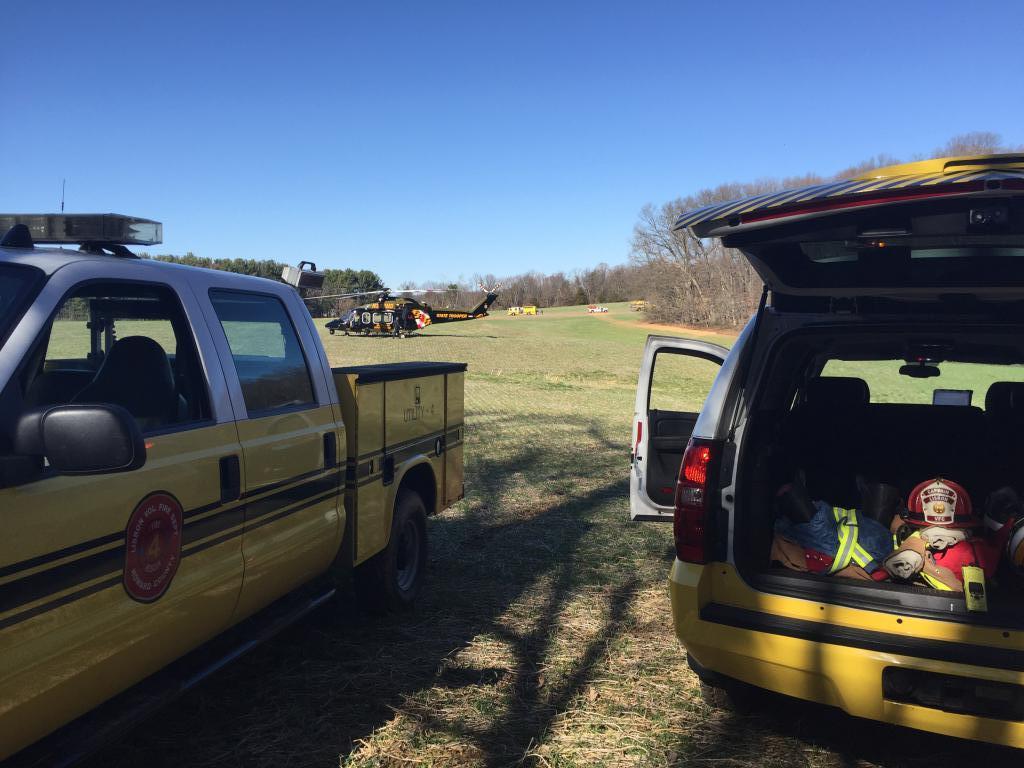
top-left (355, 490), bottom-right (428, 613)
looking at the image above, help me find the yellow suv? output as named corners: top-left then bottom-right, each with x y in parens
top-left (632, 155), bottom-right (1024, 749)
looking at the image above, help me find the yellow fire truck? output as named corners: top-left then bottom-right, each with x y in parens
top-left (506, 305), bottom-right (538, 316)
top-left (0, 214), bottom-right (466, 762)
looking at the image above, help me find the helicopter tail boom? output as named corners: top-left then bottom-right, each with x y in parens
top-left (427, 286), bottom-right (499, 324)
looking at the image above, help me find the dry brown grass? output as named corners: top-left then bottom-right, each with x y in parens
top-left (84, 306), bottom-right (1020, 768)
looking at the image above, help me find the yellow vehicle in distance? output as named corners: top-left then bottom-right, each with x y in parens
top-left (0, 214), bottom-right (467, 762)
top-left (630, 300), bottom-right (647, 312)
top-left (507, 305), bottom-right (539, 316)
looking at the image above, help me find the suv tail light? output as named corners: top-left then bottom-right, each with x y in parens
top-left (673, 438), bottom-right (719, 564)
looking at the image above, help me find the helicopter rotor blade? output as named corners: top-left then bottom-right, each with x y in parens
top-left (302, 286), bottom-right (456, 303)
top-left (302, 289), bottom-right (391, 302)
top-left (303, 293), bottom-right (364, 302)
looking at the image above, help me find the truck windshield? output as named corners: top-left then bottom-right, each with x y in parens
top-left (0, 264), bottom-right (42, 350)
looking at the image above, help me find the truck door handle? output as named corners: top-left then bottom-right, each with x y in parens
top-left (323, 432), bottom-right (337, 469)
top-left (220, 455), bottom-right (241, 503)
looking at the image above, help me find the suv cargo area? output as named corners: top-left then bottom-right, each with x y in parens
top-left (734, 320), bottom-right (1024, 626)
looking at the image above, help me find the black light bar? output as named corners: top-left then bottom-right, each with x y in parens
top-left (0, 214), bottom-right (162, 246)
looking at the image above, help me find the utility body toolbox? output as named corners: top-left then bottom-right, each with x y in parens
top-left (333, 362), bottom-right (466, 564)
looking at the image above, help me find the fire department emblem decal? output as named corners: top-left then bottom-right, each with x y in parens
top-left (124, 492), bottom-right (183, 602)
top-left (920, 482), bottom-right (957, 526)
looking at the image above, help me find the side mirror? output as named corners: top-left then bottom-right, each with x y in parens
top-left (14, 404), bottom-right (146, 475)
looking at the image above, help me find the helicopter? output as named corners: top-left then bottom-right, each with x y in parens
top-left (309, 284), bottom-right (501, 337)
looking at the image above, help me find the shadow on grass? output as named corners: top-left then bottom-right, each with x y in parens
top-left (85, 420), bottom-right (641, 768)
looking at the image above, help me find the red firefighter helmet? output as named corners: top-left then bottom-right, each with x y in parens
top-left (904, 478), bottom-right (978, 529)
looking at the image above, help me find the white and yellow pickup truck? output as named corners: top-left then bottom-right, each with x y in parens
top-left (0, 214), bottom-right (466, 763)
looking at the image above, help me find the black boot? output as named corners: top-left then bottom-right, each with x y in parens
top-left (858, 477), bottom-right (903, 528)
top-left (775, 476), bottom-right (817, 524)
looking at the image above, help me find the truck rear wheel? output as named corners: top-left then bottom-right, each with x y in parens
top-left (355, 490), bottom-right (427, 613)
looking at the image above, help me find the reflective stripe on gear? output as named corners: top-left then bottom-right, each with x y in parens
top-left (830, 507), bottom-right (874, 573)
top-left (920, 569), bottom-right (956, 591)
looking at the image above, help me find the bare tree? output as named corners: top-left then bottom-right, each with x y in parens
top-left (936, 131), bottom-right (1007, 156)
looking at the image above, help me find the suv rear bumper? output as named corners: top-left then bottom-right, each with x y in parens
top-left (670, 559), bottom-right (1024, 749)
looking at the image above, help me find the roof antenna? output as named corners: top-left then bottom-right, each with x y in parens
top-left (60, 179), bottom-right (66, 212)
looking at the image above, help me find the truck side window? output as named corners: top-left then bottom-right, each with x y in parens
top-left (20, 282), bottom-right (211, 433)
top-left (208, 290), bottom-right (315, 415)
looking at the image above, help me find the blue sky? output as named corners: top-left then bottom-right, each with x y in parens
top-left (3, 1), bottom-right (1023, 286)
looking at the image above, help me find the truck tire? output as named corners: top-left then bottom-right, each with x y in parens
top-left (355, 490), bottom-right (427, 613)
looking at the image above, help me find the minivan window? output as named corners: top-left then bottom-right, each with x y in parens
top-left (209, 290), bottom-right (315, 415)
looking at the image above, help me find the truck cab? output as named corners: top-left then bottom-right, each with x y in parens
top-left (0, 214), bottom-right (466, 761)
top-left (633, 156), bottom-right (1024, 750)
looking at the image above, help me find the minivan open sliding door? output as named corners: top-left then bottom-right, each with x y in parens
top-left (631, 335), bottom-right (728, 521)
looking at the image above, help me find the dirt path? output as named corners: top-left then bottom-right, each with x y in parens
top-left (596, 313), bottom-right (738, 338)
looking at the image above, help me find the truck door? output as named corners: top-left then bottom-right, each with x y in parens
top-left (205, 288), bottom-right (342, 621)
top-left (0, 270), bottom-right (244, 758)
top-left (631, 335), bottom-right (728, 521)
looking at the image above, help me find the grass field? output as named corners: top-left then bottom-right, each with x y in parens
top-left (87, 303), bottom-right (1018, 768)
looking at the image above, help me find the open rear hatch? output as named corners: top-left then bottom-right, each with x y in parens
top-left (679, 154), bottom-right (1024, 301)
top-left (676, 154), bottom-right (1024, 627)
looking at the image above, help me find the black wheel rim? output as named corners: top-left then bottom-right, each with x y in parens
top-left (395, 518), bottom-right (421, 592)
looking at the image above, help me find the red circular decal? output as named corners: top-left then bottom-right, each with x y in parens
top-left (124, 492), bottom-right (183, 603)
